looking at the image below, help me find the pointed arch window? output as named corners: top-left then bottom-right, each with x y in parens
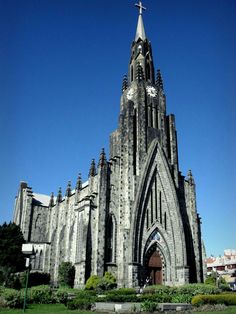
top-left (146, 209), bottom-right (149, 229)
top-left (131, 65), bottom-right (134, 82)
top-left (144, 228), bottom-right (161, 253)
top-left (106, 214), bottom-right (117, 263)
top-left (150, 190), bottom-right (154, 224)
top-left (146, 62), bottom-right (151, 81)
top-left (159, 191), bottom-right (162, 224)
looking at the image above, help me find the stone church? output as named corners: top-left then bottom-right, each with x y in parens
top-left (13, 2), bottom-right (204, 288)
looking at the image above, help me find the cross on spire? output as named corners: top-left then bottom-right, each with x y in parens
top-left (135, 1), bottom-right (146, 15)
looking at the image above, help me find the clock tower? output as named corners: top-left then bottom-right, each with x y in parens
top-left (109, 1), bottom-right (203, 286)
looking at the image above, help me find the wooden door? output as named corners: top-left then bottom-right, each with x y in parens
top-left (148, 251), bottom-right (162, 285)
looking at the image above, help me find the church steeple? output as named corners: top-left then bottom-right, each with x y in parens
top-left (135, 1), bottom-right (146, 41)
top-left (128, 1), bottom-right (155, 85)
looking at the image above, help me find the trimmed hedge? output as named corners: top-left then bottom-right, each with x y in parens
top-left (143, 285), bottom-right (170, 295)
top-left (105, 294), bottom-right (139, 302)
top-left (105, 288), bottom-right (136, 296)
top-left (104, 288), bottom-right (137, 302)
top-left (139, 293), bottom-right (171, 303)
top-left (141, 284), bottom-right (221, 304)
top-left (143, 283), bottom-right (220, 296)
top-left (95, 284), bottom-right (223, 304)
top-left (66, 290), bottom-right (96, 310)
top-left (191, 293), bottom-right (236, 306)
top-left (67, 298), bottom-right (94, 310)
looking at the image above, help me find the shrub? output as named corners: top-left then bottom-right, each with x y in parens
top-left (191, 293), bottom-right (236, 306)
top-left (53, 288), bottom-right (69, 304)
top-left (105, 294), bottom-right (138, 302)
top-left (76, 290), bottom-right (96, 298)
top-left (177, 283), bottom-right (220, 296)
top-left (139, 292), bottom-right (171, 303)
top-left (5, 273), bottom-right (22, 290)
top-left (171, 293), bottom-right (192, 303)
top-left (0, 288), bottom-right (23, 308)
top-left (29, 285), bottom-right (54, 304)
top-left (0, 296), bottom-right (8, 309)
top-left (97, 272), bottom-right (117, 291)
top-left (101, 287), bottom-right (138, 302)
top-left (85, 275), bottom-right (101, 290)
top-left (85, 272), bottom-right (117, 291)
top-left (106, 288), bottom-right (136, 295)
top-left (141, 283), bottom-right (220, 304)
top-left (67, 297), bottom-right (94, 310)
top-left (219, 283), bottom-right (231, 292)
top-left (58, 262), bottom-right (75, 288)
top-left (66, 290), bottom-right (95, 310)
top-left (143, 285), bottom-right (170, 295)
top-left (205, 276), bottom-right (216, 285)
top-left (141, 300), bottom-right (157, 312)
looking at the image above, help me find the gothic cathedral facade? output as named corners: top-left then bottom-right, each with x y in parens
top-left (13, 5), bottom-right (204, 288)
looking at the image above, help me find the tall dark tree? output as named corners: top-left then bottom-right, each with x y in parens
top-left (0, 222), bottom-right (25, 285)
top-left (58, 262), bottom-right (75, 288)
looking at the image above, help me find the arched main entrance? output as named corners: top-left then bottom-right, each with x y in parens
top-left (144, 245), bottom-right (163, 285)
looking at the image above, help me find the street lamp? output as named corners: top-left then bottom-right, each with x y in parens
top-left (22, 244), bottom-right (35, 312)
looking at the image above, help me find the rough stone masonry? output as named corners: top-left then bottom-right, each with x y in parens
top-left (13, 3), bottom-right (205, 288)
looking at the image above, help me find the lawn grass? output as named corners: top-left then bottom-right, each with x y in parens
top-left (193, 306), bottom-right (236, 314)
top-left (0, 303), bottom-right (91, 314)
top-left (0, 304), bottom-right (235, 314)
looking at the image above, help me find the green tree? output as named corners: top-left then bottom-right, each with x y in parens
top-left (205, 271), bottom-right (217, 285)
top-left (0, 222), bottom-right (25, 286)
top-left (58, 262), bottom-right (75, 288)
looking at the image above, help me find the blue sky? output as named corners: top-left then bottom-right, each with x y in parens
top-left (0, 0), bottom-right (235, 257)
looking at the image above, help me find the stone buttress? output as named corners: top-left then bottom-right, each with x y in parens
top-left (13, 2), bottom-right (204, 288)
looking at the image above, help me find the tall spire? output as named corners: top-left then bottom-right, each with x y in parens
top-left (98, 148), bottom-right (107, 167)
top-left (76, 173), bottom-right (82, 191)
top-left (56, 187), bottom-right (62, 203)
top-left (49, 192), bottom-right (54, 207)
top-left (156, 69), bottom-right (164, 91)
top-left (89, 159), bottom-right (97, 177)
top-left (187, 170), bottom-right (195, 186)
top-left (135, 1), bottom-right (146, 41)
top-left (65, 181), bottom-right (72, 197)
top-left (122, 75), bottom-right (128, 92)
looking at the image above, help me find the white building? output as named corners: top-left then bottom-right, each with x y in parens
top-left (206, 249), bottom-right (236, 290)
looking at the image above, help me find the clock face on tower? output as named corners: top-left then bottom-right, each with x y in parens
top-left (146, 86), bottom-right (157, 98)
top-left (127, 87), bottom-right (134, 100)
